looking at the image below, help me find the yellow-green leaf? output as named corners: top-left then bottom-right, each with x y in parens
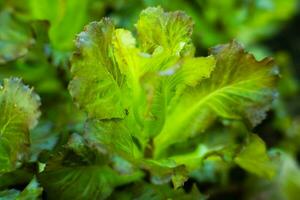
top-left (235, 134), bottom-right (275, 179)
top-left (0, 78), bottom-right (41, 173)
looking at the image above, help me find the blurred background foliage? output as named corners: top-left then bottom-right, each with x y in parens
top-left (0, 0), bottom-right (299, 199)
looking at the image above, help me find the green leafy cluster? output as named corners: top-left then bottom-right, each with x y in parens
top-left (69, 6), bottom-right (278, 188)
top-left (1, 3), bottom-right (300, 200)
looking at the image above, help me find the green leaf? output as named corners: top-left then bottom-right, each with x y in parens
top-left (136, 6), bottom-right (194, 54)
top-left (39, 134), bottom-right (143, 200)
top-left (69, 19), bottom-right (127, 119)
top-left (40, 165), bottom-right (138, 200)
top-left (0, 10), bottom-right (33, 64)
top-left (154, 41), bottom-right (278, 157)
top-left (0, 78), bottom-right (41, 173)
top-left (235, 134), bottom-right (275, 179)
top-left (29, 0), bottom-right (88, 50)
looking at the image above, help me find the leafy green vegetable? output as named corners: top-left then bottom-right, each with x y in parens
top-left (0, 78), bottom-right (40, 173)
top-left (1, 2), bottom-right (295, 198)
top-left (70, 6), bottom-right (278, 186)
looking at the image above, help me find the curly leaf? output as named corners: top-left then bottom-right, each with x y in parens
top-left (154, 41), bottom-right (278, 156)
top-left (69, 19), bottom-right (127, 119)
top-left (0, 78), bottom-right (41, 173)
top-left (136, 6), bottom-right (194, 54)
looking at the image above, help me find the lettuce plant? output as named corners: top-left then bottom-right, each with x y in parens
top-left (0, 6), bottom-right (279, 199)
top-left (69, 6), bottom-right (278, 187)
